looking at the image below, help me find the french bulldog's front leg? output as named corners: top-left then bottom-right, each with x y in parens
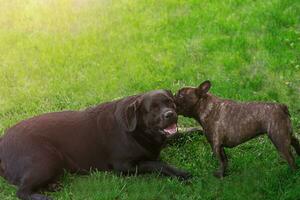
top-left (213, 144), bottom-right (227, 178)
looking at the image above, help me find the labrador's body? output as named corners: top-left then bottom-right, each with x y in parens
top-left (0, 90), bottom-right (190, 200)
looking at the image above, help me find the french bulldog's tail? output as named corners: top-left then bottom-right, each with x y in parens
top-left (284, 105), bottom-right (300, 155)
top-left (280, 104), bottom-right (291, 117)
top-left (285, 104), bottom-right (300, 156)
top-left (291, 135), bottom-right (300, 156)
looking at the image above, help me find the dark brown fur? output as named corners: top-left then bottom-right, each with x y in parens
top-left (0, 90), bottom-right (191, 200)
top-left (175, 80), bottom-right (300, 178)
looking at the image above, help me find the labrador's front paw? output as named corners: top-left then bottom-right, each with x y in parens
top-left (176, 170), bottom-right (193, 181)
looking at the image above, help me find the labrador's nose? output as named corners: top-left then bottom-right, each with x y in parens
top-left (164, 110), bottom-right (176, 120)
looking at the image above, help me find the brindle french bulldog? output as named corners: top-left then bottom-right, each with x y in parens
top-left (175, 80), bottom-right (300, 178)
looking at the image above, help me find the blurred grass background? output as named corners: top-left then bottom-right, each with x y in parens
top-left (0, 0), bottom-right (299, 199)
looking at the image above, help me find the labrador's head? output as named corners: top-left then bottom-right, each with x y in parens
top-left (122, 90), bottom-right (178, 137)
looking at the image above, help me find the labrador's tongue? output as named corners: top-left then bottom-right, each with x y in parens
top-left (163, 124), bottom-right (177, 135)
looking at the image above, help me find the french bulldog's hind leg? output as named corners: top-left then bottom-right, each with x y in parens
top-left (291, 136), bottom-right (300, 156)
top-left (268, 132), bottom-right (297, 170)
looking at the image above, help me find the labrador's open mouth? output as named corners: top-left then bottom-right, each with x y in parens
top-left (163, 123), bottom-right (177, 135)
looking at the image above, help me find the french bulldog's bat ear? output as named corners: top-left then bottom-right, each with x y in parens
top-left (124, 98), bottom-right (141, 132)
top-left (196, 80), bottom-right (211, 97)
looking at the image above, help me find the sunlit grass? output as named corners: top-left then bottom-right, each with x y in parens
top-left (0, 0), bottom-right (299, 199)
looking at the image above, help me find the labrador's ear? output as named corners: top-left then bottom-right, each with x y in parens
top-left (124, 98), bottom-right (141, 132)
top-left (164, 89), bottom-right (174, 98)
top-left (196, 80), bottom-right (211, 97)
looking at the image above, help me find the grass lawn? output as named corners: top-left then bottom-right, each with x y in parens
top-left (0, 0), bottom-right (300, 199)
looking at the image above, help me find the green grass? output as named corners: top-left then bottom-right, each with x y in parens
top-left (0, 0), bottom-right (300, 199)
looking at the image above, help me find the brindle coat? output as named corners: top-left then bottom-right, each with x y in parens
top-left (175, 80), bottom-right (300, 178)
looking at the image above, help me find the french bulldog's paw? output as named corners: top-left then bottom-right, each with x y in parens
top-left (213, 170), bottom-right (225, 179)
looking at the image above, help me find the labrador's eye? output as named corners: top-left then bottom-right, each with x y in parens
top-left (178, 94), bottom-right (184, 99)
top-left (164, 99), bottom-right (172, 105)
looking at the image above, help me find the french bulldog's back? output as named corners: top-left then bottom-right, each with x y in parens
top-left (202, 95), bottom-right (292, 147)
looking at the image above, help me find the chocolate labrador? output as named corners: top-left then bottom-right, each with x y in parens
top-left (0, 90), bottom-right (191, 200)
top-left (175, 80), bottom-right (300, 178)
